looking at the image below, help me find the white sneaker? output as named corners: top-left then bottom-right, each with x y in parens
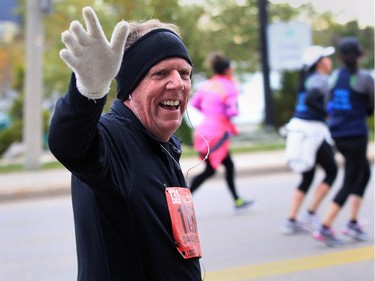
top-left (281, 219), bottom-right (305, 235)
top-left (302, 212), bottom-right (320, 232)
top-left (314, 227), bottom-right (343, 247)
top-left (343, 221), bottom-right (368, 241)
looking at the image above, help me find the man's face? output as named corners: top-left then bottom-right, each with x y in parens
top-left (126, 57), bottom-right (192, 142)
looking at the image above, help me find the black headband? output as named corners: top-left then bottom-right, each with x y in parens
top-left (115, 29), bottom-right (192, 101)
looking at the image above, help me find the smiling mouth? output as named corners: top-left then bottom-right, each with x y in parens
top-left (160, 100), bottom-right (180, 110)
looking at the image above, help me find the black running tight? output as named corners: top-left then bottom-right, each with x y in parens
top-left (189, 153), bottom-right (239, 200)
top-left (333, 135), bottom-right (371, 207)
top-left (298, 140), bottom-right (338, 193)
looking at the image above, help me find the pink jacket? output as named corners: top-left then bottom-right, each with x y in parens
top-left (191, 75), bottom-right (239, 169)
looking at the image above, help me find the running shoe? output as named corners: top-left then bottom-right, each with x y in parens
top-left (314, 227), bottom-right (343, 247)
top-left (234, 199), bottom-right (254, 214)
top-left (302, 212), bottom-right (320, 232)
top-left (342, 221), bottom-right (368, 241)
top-left (281, 219), bottom-right (305, 235)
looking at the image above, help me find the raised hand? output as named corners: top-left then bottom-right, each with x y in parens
top-left (60, 6), bottom-right (129, 99)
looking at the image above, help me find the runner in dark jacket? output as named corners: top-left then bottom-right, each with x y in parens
top-left (314, 37), bottom-right (374, 247)
top-left (48, 7), bottom-right (202, 281)
top-left (281, 45), bottom-right (337, 235)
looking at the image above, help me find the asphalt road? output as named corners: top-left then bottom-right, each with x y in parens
top-left (193, 168), bottom-right (374, 281)
top-left (0, 168), bottom-right (373, 281)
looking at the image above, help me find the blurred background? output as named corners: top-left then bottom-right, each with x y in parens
top-left (0, 0), bottom-right (374, 170)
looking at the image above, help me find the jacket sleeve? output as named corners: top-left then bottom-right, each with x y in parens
top-left (365, 74), bottom-right (374, 116)
top-left (305, 88), bottom-right (327, 117)
top-left (48, 73), bottom-right (107, 174)
top-left (224, 85), bottom-right (239, 118)
top-left (190, 90), bottom-right (203, 111)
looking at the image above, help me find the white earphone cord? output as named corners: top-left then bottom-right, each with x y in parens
top-left (184, 107), bottom-right (210, 182)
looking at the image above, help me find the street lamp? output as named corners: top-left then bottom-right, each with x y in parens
top-left (23, 0), bottom-right (50, 170)
top-left (257, 0), bottom-right (274, 128)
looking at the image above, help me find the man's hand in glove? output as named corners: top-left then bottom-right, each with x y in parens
top-left (60, 6), bottom-right (129, 99)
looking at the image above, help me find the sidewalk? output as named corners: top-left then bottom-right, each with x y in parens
top-left (0, 143), bottom-right (373, 202)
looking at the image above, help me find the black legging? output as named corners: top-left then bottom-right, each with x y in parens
top-left (298, 140), bottom-right (337, 193)
top-left (333, 135), bottom-right (371, 207)
top-left (189, 153), bottom-right (240, 200)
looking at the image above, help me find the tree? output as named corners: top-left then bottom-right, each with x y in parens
top-left (0, 48), bottom-right (12, 96)
top-left (30, 0), bottom-right (375, 101)
top-left (1, 0), bottom-right (374, 155)
top-left (268, 2), bottom-right (374, 129)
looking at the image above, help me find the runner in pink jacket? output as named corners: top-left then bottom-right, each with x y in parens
top-left (189, 52), bottom-right (253, 212)
top-left (191, 74), bottom-right (239, 168)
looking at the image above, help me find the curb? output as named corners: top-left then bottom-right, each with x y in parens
top-left (0, 186), bottom-right (71, 202)
top-left (0, 154), bottom-right (289, 203)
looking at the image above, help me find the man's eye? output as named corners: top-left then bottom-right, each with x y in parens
top-left (180, 71), bottom-right (191, 79)
top-left (155, 70), bottom-right (168, 76)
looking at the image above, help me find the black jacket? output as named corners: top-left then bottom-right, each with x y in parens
top-left (48, 75), bottom-right (202, 281)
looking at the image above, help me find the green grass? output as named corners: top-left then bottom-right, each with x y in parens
top-left (0, 161), bottom-right (64, 174)
top-left (0, 142), bottom-right (286, 174)
top-left (5, 134), bottom-right (374, 174)
top-left (1, 125), bottom-right (371, 174)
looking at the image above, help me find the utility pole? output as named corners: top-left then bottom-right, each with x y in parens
top-left (23, 0), bottom-right (44, 170)
top-left (257, 0), bottom-right (274, 128)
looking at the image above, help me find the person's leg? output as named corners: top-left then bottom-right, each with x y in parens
top-left (349, 195), bottom-right (363, 221)
top-left (316, 137), bottom-right (366, 246)
top-left (314, 201), bottom-right (343, 247)
top-left (281, 169), bottom-right (314, 234)
top-left (288, 169), bottom-right (315, 220)
top-left (288, 190), bottom-right (306, 220)
top-left (344, 196), bottom-right (367, 238)
top-left (302, 182), bottom-right (330, 232)
top-left (282, 140), bottom-right (336, 234)
top-left (222, 153), bottom-right (253, 209)
top-left (308, 183), bottom-right (330, 213)
top-left (342, 195), bottom-right (367, 240)
top-left (343, 182), bottom-right (368, 241)
top-left (349, 137), bottom-right (370, 222)
top-left (307, 141), bottom-right (337, 214)
top-left (221, 153), bottom-right (239, 200)
top-left (343, 136), bottom-right (370, 240)
top-left (322, 202), bottom-right (341, 227)
top-left (189, 160), bottom-right (216, 193)
top-left (323, 137), bottom-right (365, 227)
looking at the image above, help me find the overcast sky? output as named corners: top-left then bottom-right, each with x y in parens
top-left (270, 0), bottom-right (374, 27)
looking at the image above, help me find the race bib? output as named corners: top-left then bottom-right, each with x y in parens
top-left (165, 187), bottom-right (202, 259)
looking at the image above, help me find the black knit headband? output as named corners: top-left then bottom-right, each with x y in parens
top-left (115, 28), bottom-right (192, 101)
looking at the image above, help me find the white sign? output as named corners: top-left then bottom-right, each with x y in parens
top-left (268, 22), bottom-right (311, 71)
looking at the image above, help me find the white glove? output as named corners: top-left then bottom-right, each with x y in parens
top-left (60, 6), bottom-right (129, 99)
